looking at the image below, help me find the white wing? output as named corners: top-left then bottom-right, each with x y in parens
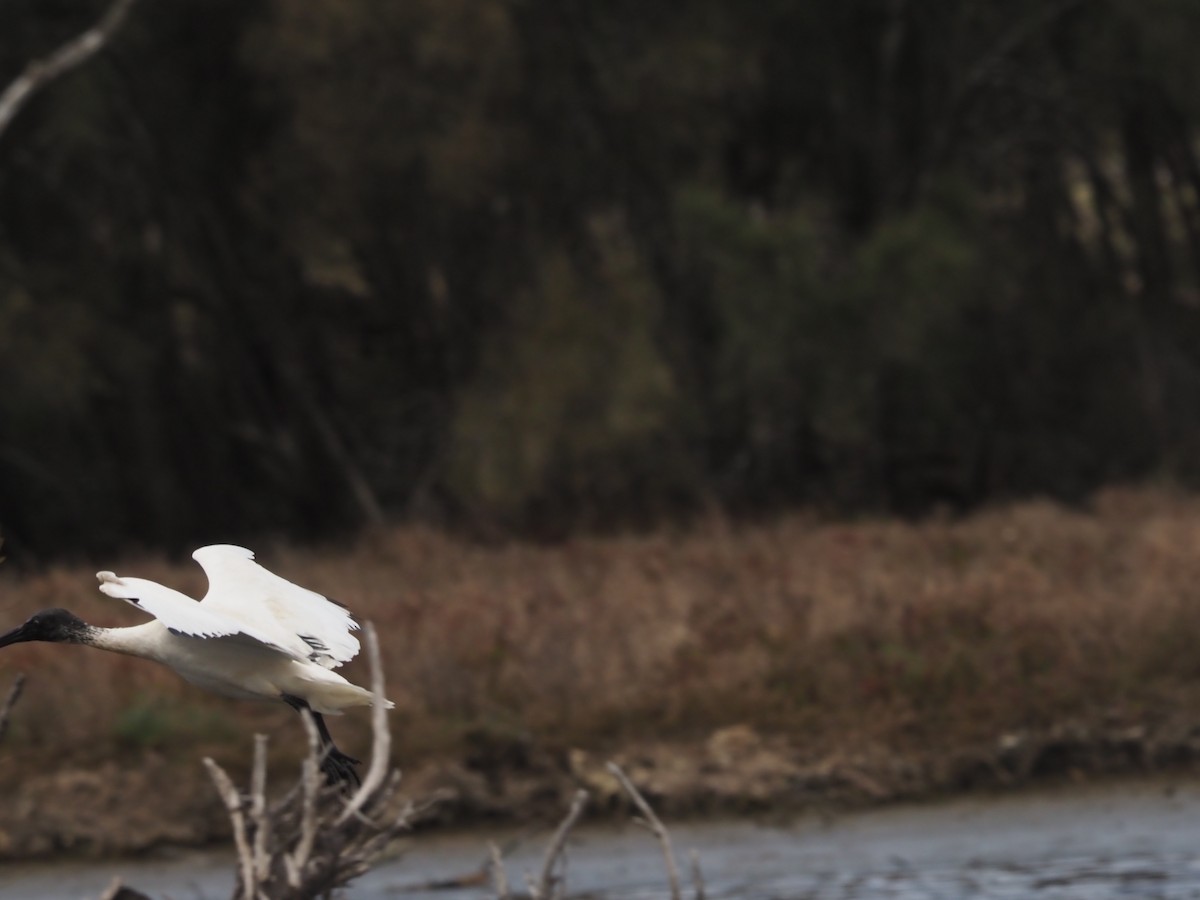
top-left (96, 571), bottom-right (302, 659)
top-left (191, 544), bottom-right (360, 668)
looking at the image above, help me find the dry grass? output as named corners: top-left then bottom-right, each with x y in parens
top-left (4, 486), bottom-right (1200, 782)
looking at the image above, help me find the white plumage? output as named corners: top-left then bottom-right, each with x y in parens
top-left (98, 544), bottom-right (360, 668)
top-left (92, 544), bottom-right (386, 717)
top-left (0, 544), bottom-right (387, 782)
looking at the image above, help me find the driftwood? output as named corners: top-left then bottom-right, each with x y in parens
top-left (203, 622), bottom-right (414, 900)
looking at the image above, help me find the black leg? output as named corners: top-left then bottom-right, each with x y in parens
top-left (281, 694), bottom-right (361, 788)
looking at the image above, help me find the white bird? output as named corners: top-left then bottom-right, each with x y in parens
top-left (0, 544), bottom-right (391, 785)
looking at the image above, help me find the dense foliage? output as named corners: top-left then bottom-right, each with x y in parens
top-left (3, 0), bottom-right (1200, 557)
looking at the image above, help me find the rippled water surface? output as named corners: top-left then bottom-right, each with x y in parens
top-left (5, 779), bottom-right (1200, 898)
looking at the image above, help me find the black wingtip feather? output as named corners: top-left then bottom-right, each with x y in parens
top-left (325, 595), bottom-right (351, 612)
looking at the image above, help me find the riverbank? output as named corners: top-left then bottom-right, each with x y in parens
top-left (3, 486), bottom-right (1200, 858)
top-left (3, 710), bottom-right (1200, 859)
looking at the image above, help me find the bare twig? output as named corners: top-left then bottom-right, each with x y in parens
top-left (204, 619), bottom-right (411, 899)
top-left (338, 622), bottom-right (390, 824)
top-left (0, 0), bottom-right (140, 141)
top-left (489, 841), bottom-right (511, 900)
top-left (606, 762), bottom-right (682, 900)
top-left (204, 757), bottom-right (258, 900)
top-left (532, 788), bottom-right (588, 900)
top-left (250, 734), bottom-right (271, 886)
top-left (0, 673), bottom-right (27, 744)
top-left (284, 712), bottom-right (322, 888)
top-left (689, 848), bottom-right (706, 900)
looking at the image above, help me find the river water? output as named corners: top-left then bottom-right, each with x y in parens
top-left (4, 778), bottom-right (1200, 899)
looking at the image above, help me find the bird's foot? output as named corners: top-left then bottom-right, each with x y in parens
top-left (320, 745), bottom-right (362, 788)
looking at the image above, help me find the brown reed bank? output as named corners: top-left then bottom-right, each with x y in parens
top-left (3, 486), bottom-right (1200, 856)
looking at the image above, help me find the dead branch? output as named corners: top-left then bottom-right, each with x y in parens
top-left (489, 841), bottom-right (511, 900)
top-left (203, 757), bottom-right (256, 897)
top-left (606, 762), bottom-right (682, 900)
top-left (0, 673), bottom-right (26, 744)
top-left (284, 711), bottom-right (322, 888)
top-left (689, 848), bottom-right (706, 900)
top-left (0, 0), bottom-right (140, 141)
top-left (204, 622), bottom-right (413, 900)
top-left (337, 622), bottom-right (391, 824)
top-left (531, 788), bottom-right (589, 900)
top-left (250, 733), bottom-right (271, 885)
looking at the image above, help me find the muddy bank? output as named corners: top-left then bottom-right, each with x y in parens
top-left (4, 715), bottom-right (1200, 861)
top-left (417, 716), bottom-right (1200, 823)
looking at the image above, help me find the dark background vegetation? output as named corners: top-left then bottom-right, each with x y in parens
top-left (3, 0), bottom-right (1200, 559)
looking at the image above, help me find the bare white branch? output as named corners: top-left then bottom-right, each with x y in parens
top-left (689, 848), bottom-right (706, 900)
top-left (286, 712), bottom-right (322, 887)
top-left (489, 841), bottom-right (511, 900)
top-left (249, 734), bottom-right (270, 886)
top-left (533, 788), bottom-right (588, 900)
top-left (203, 756), bottom-right (257, 900)
top-left (0, 0), bottom-right (140, 141)
top-left (338, 621), bottom-right (390, 824)
top-left (606, 762), bottom-right (682, 900)
top-left (200, 623), bottom-right (409, 898)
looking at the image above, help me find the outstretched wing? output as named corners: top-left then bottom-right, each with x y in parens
top-left (191, 544), bottom-right (360, 668)
top-left (96, 571), bottom-right (302, 659)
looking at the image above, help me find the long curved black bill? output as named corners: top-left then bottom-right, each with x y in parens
top-left (0, 625), bottom-right (30, 649)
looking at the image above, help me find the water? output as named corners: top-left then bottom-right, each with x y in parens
top-left (4, 778), bottom-right (1200, 899)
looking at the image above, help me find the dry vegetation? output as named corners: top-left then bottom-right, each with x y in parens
top-left (4, 487), bottom-right (1200, 853)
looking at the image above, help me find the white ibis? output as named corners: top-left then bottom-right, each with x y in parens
top-left (0, 544), bottom-right (391, 785)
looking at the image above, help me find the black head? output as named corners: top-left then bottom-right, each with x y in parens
top-left (0, 608), bottom-right (91, 647)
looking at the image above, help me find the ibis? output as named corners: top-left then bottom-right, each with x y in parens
top-left (0, 544), bottom-right (391, 785)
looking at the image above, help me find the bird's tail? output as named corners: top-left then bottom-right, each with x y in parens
top-left (294, 671), bottom-right (395, 716)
